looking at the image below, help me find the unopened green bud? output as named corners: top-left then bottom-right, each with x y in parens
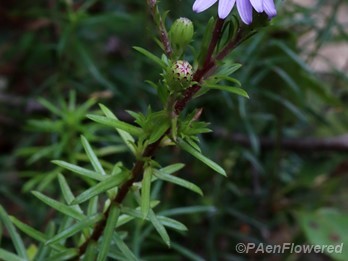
top-left (166, 60), bottom-right (193, 91)
top-left (170, 17), bottom-right (194, 49)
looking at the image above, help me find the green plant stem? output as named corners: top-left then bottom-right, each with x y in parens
top-left (72, 17), bottom-right (252, 261)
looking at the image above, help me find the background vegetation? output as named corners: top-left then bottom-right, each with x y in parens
top-left (1, 0), bottom-right (348, 260)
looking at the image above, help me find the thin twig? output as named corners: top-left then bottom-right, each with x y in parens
top-left (147, 0), bottom-right (172, 57)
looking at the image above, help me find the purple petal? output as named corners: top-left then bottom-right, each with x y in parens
top-left (193, 0), bottom-right (218, 13)
top-left (218, 0), bottom-right (236, 19)
top-left (249, 0), bottom-right (263, 13)
top-left (263, 0), bottom-right (277, 18)
top-left (237, 0), bottom-right (253, 24)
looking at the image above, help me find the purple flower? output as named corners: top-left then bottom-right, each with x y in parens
top-left (193, 0), bottom-right (277, 24)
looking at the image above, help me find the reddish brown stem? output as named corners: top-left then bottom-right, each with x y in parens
top-left (74, 137), bottom-right (163, 258)
top-left (174, 28), bottom-right (247, 114)
top-left (147, 0), bottom-right (172, 57)
top-left (202, 18), bottom-right (225, 69)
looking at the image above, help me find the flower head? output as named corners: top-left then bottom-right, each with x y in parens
top-left (193, 0), bottom-right (277, 24)
top-left (170, 17), bottom-right (194, 49)
top-left (165, 60), bottom-right (193, 91)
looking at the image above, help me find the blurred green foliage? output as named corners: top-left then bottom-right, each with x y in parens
top-left (1, 0), bottom-right (348, 260)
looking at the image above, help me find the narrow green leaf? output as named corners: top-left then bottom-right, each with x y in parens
top-left (216, 63), bottom-right (242, 76)
top-left (108, 249), bottom-right (129, 261)
top-left (262, 91), bottom-right (307, 121)
top-left (160, 163), bottom-right (185, 175)
top-left (37, 98), bottom-right (62, 116)
top-left (141, 167), bottom-right (152, 219)
top-left (171, 242), bottom-right (205, 261)
top-left (97, 205), bottom-right (120, 261)
top-left (82, 241), bottom-right (98, 261)
top-left (154, 171), bottom-right (203, 196)
top-left (133, 46), bottom-right (166, 68)
top-left (27, 119), bottom-right (62, 132)
top-left (148, 121), bottom-right (169, 144)
top-left (115, 214), bottom-right (134, 228)
top-left (130, 192), bottom-right (169, 245)
top-left (0, 222), bottom-right (2, 244)
top-left (32, 191), bottom-right (85, 221)
top-left (198, 16), bottom-right (215, 65)
top-left (186, 138), bottom-right (201, 153)
top-left (0, 206), bottom-right (28, 259)
top-left (159, 206), bottom-right (216, 216)
top-left (71, 171), bottom-right (128, 205)
top-left (212, 75), bottom-right (242, 86)
top-left (272, 66), bottom-right (300, 94)
top-left (58, 174), bottom-right (83, 214)
top-left (52, 160), bottom-right (105, 181)
top-left (48, 249), bottom-right (78, 261)
top-left (81, 136), bottom-right (106, 176)
top-left (271, 40), bottom-right (312, 73)
top-left (46, 214), bottom-right (103, 245)
top-left (0, 249), bottom-right (26, 261)
top-left (87, 114), bottom-right (143, 137)
top-left (178, 139), bottom-right (226, 176)
top-left (26, 144), bottom-right (57, 165)
top-left (120, 207), bottom-right (185, 231)
top-left (157, 216), bottom-right (187, 231)
top-left (33, 222), bottom-right (56, 261)
top-left (148, 209), bottom-right (170, 247)
top-left (87, 195), bottom-right (99, 216)
top-left (114, 233), bottom-right (137, 261)
top-left (10, 216), bottom-right (66, 252)
top-left (99, 104), bottom-right (135, 155)
top-left (203, 83), bottom-right (249, 98)
top-left (76, 41), bottom-right (117, 91)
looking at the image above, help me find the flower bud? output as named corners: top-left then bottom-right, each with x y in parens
top-left (170, 17), bottom-right (194, 49)
top-left (166, 60), bottom-right (193, 91)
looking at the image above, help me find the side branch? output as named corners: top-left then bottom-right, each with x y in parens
top-left (174, 26), bottom-right (245, 114)
top-left (147, 0), bottom-right (172, 57)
